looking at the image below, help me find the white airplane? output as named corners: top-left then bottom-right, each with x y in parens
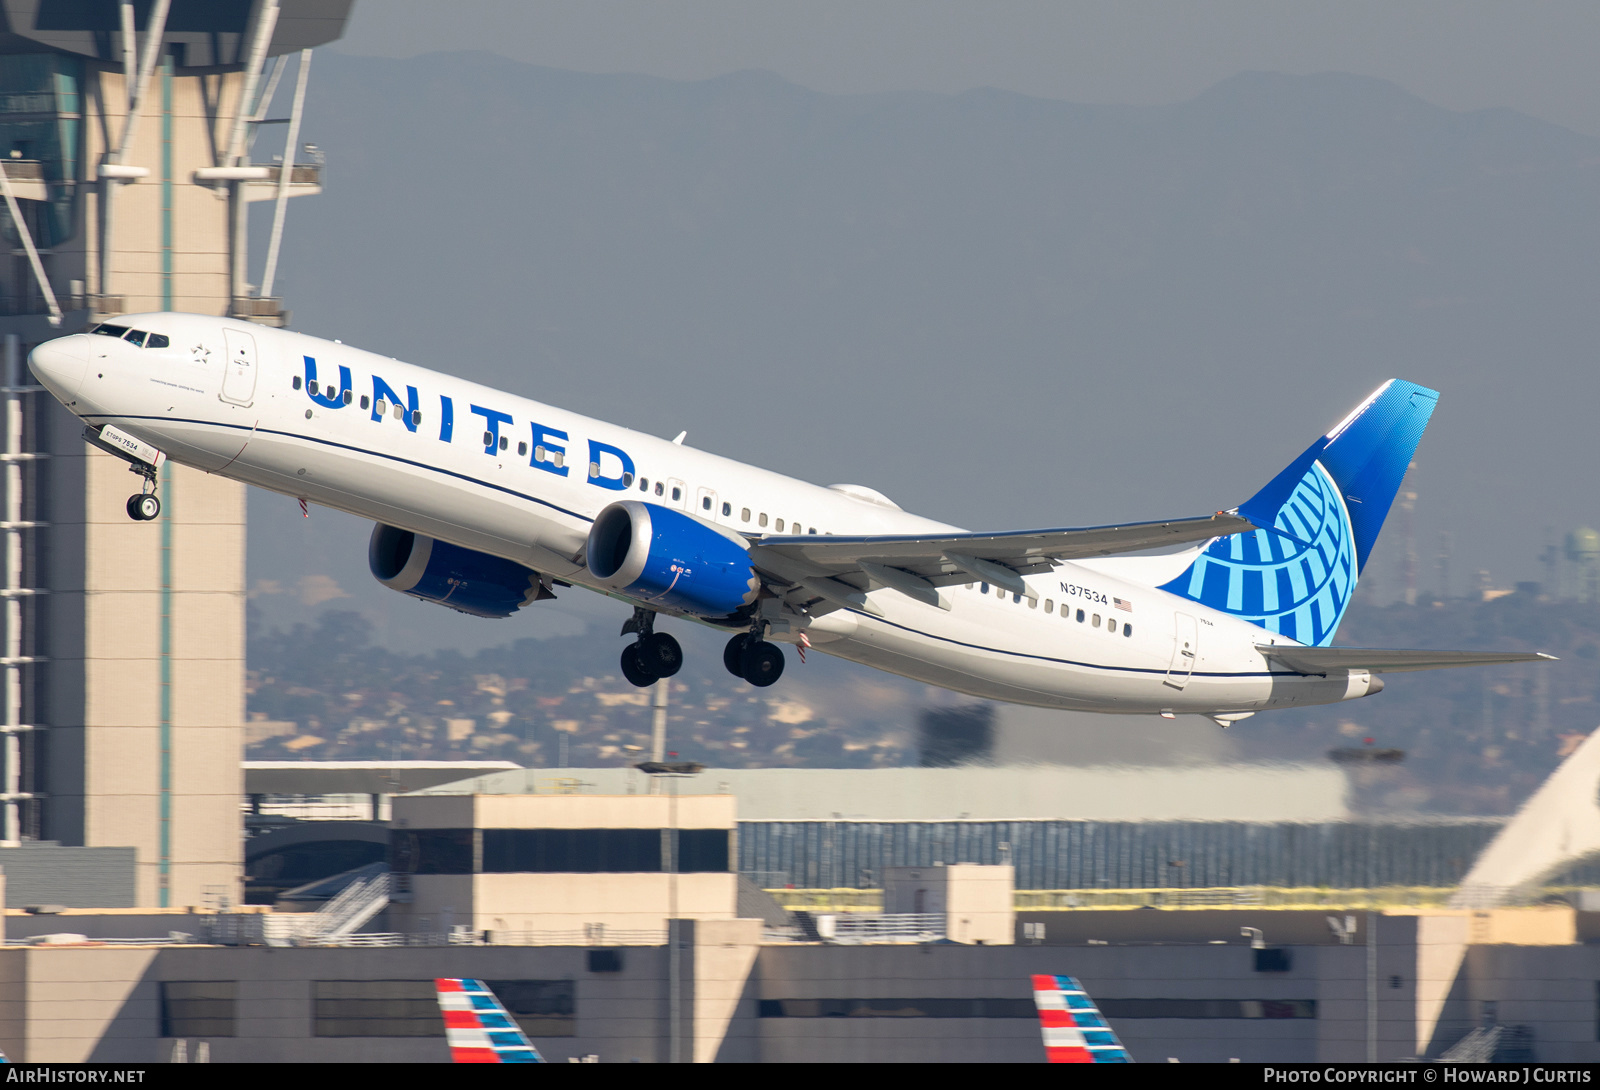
top-left (27, 315), bottom-right (1550, 723)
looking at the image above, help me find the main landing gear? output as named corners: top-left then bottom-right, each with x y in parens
top-left (724, 630), bottom-right (785, 688)
top-left (615, 608), bottom-right (787, 689)
top-left (125, 465), bottom-right (161, 521)
top-left (619, 607), bottom-right (683, 688)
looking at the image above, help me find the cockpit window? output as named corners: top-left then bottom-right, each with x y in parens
top-left (88, 324), bottom-right (167, 348)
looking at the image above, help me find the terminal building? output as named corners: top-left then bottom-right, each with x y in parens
top-left (0, 753), bottom-right (1591, 1062)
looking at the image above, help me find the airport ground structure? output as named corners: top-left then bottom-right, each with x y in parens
top-left (0, 760), bottom-right (1587, 1062)
top-left (0, 3), bottom-right (353, 906)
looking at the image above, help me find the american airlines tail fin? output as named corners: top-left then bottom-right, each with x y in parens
top-left (435, 978), bottom-right (544, 1063)
top-left (1032, 974), bottom-right (1131, 1063)
top-left (1160, 379), bottom-right (1438, 646)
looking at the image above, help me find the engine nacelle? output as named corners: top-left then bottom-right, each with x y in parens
top-left (586, 500), bottom-right (758, 618)
top-left (368, 524), bottom-right (550, 619)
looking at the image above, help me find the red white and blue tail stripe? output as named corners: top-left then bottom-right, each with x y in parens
top-left (1031, 974), bottom-right (1131, 1063)
top-left (435, 978), bottom-right (544, 1063)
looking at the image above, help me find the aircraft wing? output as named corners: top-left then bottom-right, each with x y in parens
top-left (435, 978), bottom-right (544, 1063)
top-left (748, 512), bottom-right (1252, 612)
top-left (1258, 646), bottom-right (1557, 675)
top-left (1032, 974), bottom-right (1131, 1063)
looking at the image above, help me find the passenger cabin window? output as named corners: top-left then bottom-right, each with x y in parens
top-left (292, 376), bottom-right (302, 390)
top-left (622, 472), bottom-right (634, 487)
top-left (499, 435), bottom-right (509, 451)
top-left (655, 482), bottom-right (665, 497)
top-left (1076, 609), bottom-right (1085, 622)
top-left (758, 513), bottom-right (768, 527)
top-left (411, 410), bottom-right (421, 426)
top-left (1028, 597), bottom-right (1037, 609)
top-left (1124, 625), bottom-right (1134, 638)
top-left (394, 403), bottom-right (405, 421)
top-left (1092, 614), bottom-right (1101, 627)
top-left (741, 508), bottom-right (751, 522)
top-left (775, 519), bottom-right (785, 532)
top-left (308, 380), bottom-right (318, 396)
top-left (1045, 600), bottom-right (1054, 613)
top-left (702, 496), bottom-right (712, 511)
top-left (375, 399), bottom-right (386, 414)
top-left (639, 477), bottom-right (649, 491)
top-left (518, 441), bottom-right (528, 456)
top-left (360, 395), bottom-right (370, 410)
top-left (722, 502), bottom-right (732, 517)
top-left (671, 486), bottom-right (681, 501)
top-left (342, 389), bottom-right (353, 406)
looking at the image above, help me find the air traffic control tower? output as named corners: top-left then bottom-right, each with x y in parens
top-left (0, 1), bottom-right (353, 907)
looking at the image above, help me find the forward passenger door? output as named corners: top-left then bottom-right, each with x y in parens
top-left (220, 328), bottom-right (258, 406)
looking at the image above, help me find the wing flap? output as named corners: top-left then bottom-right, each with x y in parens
top-left (1259, 646), bottom-right (1556, 675)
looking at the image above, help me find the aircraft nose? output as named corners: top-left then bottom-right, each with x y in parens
top-left (28, 335), bottom-right (88, 404)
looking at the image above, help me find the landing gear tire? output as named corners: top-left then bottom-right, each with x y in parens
top-left (637, 632), bottom-right (683, 678)
top-left (620, 643), bottom-right (656, 688)
top-left (723, 633), bottom-right (751, 679)
top-left (126, 493), bottom-right (160, 521)
top-left (740, 640), bottom-right (785, 688)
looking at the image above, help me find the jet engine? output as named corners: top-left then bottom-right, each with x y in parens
top-left (586, 500), bottom-right (758, 618)
top-left (368, 524), bottom-right (551, 618)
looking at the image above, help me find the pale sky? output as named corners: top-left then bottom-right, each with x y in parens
top-left (337, 1), bottom-right (1600, 136)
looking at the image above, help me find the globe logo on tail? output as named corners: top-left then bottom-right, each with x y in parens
top-left (1160, 460), bottom-right (1356, 647)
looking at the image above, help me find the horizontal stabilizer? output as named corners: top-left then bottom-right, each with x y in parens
top-left (1259, 645), bottom-right (1555, 675)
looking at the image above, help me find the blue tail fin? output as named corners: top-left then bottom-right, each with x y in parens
top-left (1160, 379), bottom-right (1438, 646)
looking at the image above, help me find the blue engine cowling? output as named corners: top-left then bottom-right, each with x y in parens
top-left (586, 500), bottom-right (759, 618)
top-left (368, 524), bottom-right (550, 619)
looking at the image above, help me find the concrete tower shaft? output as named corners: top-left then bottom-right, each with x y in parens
top-left (0, 1), bottom-right (352, 907)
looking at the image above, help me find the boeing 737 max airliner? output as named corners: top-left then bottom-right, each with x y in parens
top-left (27, 315), bottom-right (1550, 724)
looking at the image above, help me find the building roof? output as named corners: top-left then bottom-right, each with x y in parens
top-left (244, 761), bottom-right (521, 796)
top-left (407, 763), bottom-right (1350, 823)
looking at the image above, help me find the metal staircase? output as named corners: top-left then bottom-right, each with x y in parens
top-left (304, 864), bottom-right (390, 943)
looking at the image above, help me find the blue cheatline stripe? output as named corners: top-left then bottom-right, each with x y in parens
top-left (83, 414), bottom-right (594, 525)
top-left (844, 609), bottom-right (1305, 680)
top-left (88, 421), bottom-right (1322, 684)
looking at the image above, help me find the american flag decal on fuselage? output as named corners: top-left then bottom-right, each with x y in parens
top-left (1031, 974), bottom-right (1131, 1063)
top-left (435, 978), bottom-right (544, 1063)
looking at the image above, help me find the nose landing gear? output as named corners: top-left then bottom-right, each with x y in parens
top-left (125, 465), bottom-right (161, 521)
top-left (619, 607), bottom-right (683, 688)
top-left (125, 492), bottom-right (161, 521)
